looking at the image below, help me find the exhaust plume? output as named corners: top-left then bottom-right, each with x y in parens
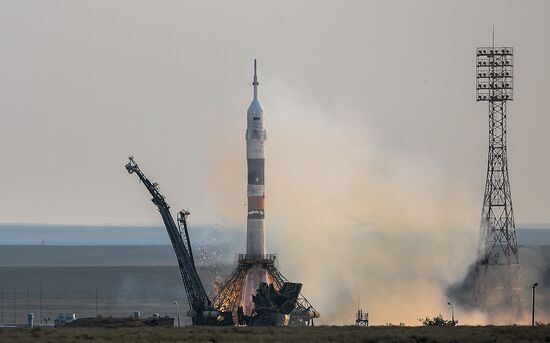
top-left (205, 78), bottom-right (540, 325)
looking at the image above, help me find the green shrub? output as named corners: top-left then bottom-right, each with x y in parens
top-left (419, 314), bottom-right (457, 326)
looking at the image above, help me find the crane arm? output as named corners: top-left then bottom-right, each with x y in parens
top-left (125, 157), bottom-right (211, 324)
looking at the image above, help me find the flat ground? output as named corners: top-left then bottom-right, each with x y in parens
top-left (1, 326), bottom-right (550, 343)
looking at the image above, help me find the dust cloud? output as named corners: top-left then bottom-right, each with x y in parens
top-left (206, 79), bottom-right (502, 325)
top-left (447, 248), bottom-right (550, 325)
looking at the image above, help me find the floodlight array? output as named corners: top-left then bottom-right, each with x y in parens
top-left (476, 47), bottom-right (513, 101)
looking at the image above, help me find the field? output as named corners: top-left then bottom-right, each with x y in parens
top-left (0, 265), bottom-right (230, 326)
top-left (1, 326), bottom-right (550, 343)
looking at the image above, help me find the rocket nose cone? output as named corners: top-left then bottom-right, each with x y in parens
top-left (248, 98), bottom-right (263, 114)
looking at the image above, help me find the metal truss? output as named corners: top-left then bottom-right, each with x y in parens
top-left (476, 47), bottom-right (519, 265)
top-left (473, 46), bottom-right (523, 320)
top-left (211, 255), bottom-right (319, 326)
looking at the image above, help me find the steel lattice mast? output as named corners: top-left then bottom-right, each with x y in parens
top-left (475, 46), bottom-right (518, 266)
top-left (474, 43), bottom-right (524, 321)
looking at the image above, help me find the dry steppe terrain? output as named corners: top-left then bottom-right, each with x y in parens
top-left (1, 325), bottom-right (550, 343)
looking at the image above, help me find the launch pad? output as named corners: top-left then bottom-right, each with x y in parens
top-left (212, 254), bottom-right (318, 326)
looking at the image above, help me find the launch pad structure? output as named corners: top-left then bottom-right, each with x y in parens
top-left (212, 253), bottom-right (318, 326)
top-left (474, 40), bottom-right (523, 319)
top-left (212, 254), bottom-right (277, 316)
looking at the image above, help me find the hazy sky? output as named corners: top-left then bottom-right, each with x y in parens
top-left (0, 0), bottom-right (549, 226)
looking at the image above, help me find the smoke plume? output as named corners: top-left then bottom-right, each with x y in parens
top-left (205, 78), bottom-right (541, 325)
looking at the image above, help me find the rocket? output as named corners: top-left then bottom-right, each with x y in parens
top-left (241, 59), bottom-right (268, 315)
top-left (246, 59), bottom-right (266, 256)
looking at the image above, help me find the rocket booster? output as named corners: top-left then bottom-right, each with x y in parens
top-left (246, 59), bottom-right (266, 256)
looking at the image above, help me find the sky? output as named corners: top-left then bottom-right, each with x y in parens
top-left (0, 0), bottom-right (549, 226)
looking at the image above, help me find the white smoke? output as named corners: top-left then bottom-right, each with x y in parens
top-left (207, 78), bottom-right (494, 325)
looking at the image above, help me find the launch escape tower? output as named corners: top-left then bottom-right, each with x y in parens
top-left (474, 41), bottom-right (522, 316)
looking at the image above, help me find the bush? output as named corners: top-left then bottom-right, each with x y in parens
top-left (419, 314), bottom-right (457, 326)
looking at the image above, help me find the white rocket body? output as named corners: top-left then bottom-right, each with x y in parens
top-left (245, 60), bottom-right (266, 256)
top-left (242, 59), bottom-right (268, 315)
